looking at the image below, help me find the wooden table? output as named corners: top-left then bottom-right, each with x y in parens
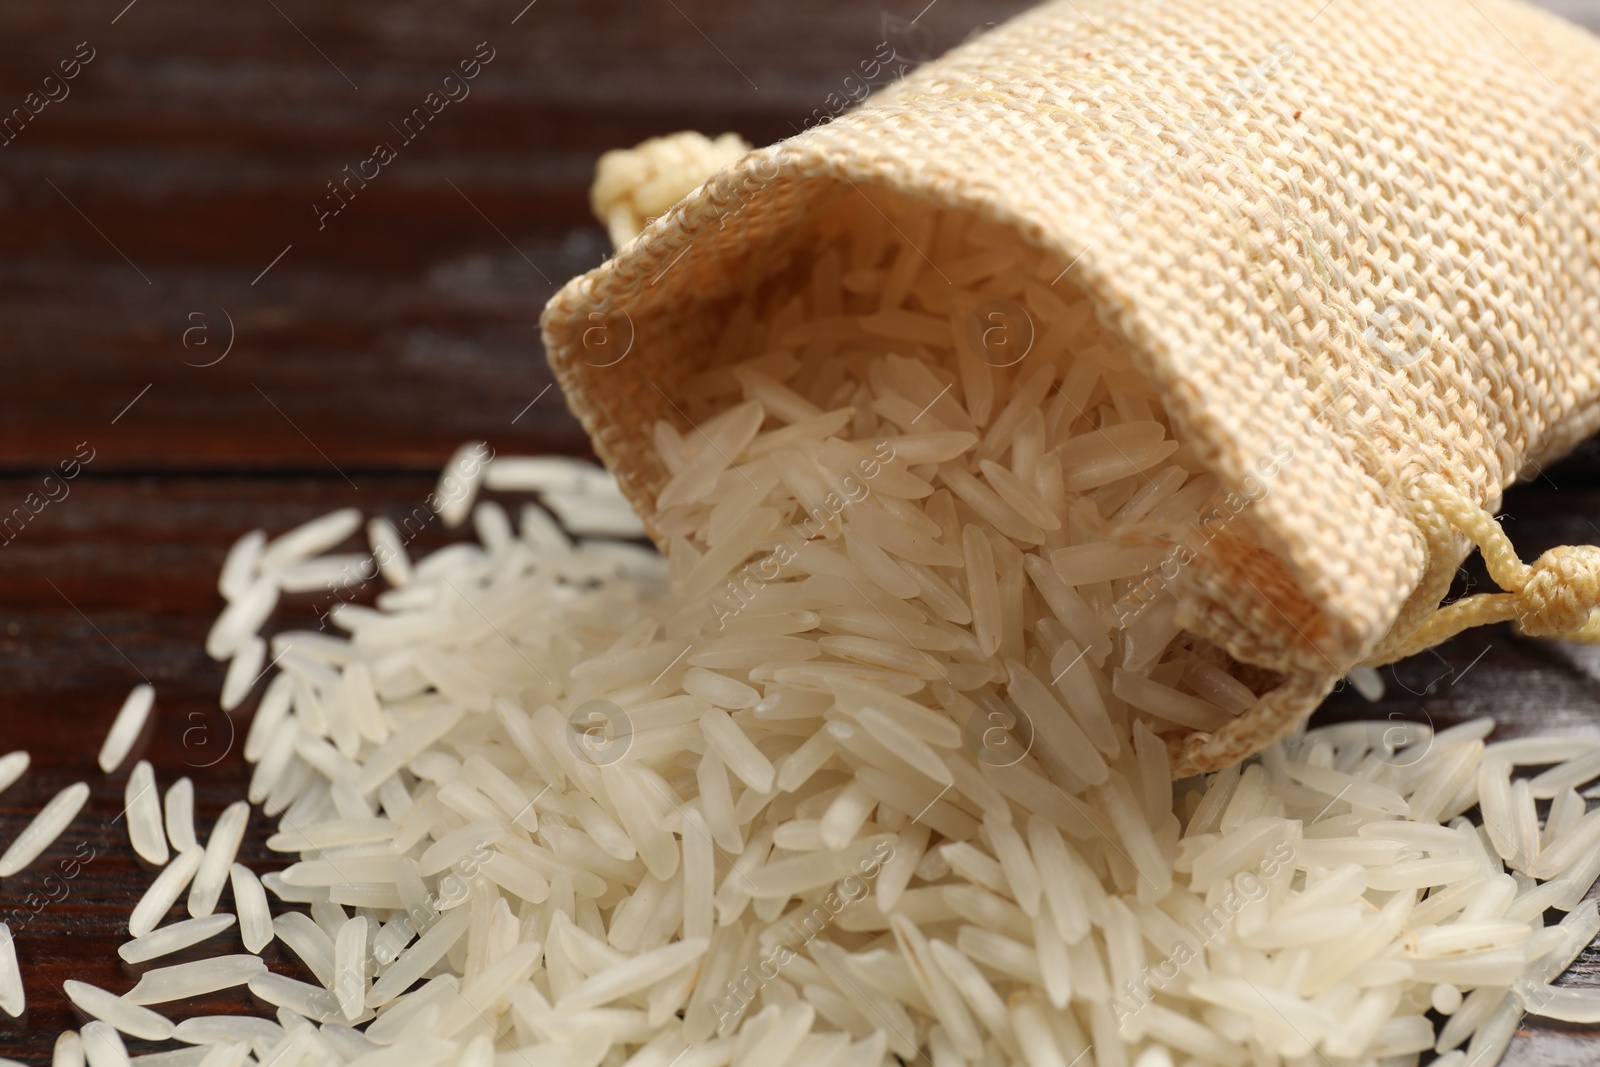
top-left (1, 0), bottom-right (1598, 1061)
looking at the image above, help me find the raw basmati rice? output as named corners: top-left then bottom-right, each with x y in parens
top-left (227, 863), bottom-right (272, 954)
top-left (171, 1015), bottom-right (284, 1046)
top-left (79, 1022), bottom-right (128, 1067)
top-left (187, 802), bottom-right (248, 918)
top-left (0, 752), bottom-right (27, 799)
top-left (204, 578), bottom-right (277, 661)
top-left (366, 907), bottom-right (469, 1008)
top-left (0, 925), bottom-right (20, 1018)
top-left (0, 782), bottom-right (88, 877)
top-left (245, 972), bottom-right (344, 1024)
top-left (163, 778), bottom-right (196, 854)
top-left (117, 914), bottom-right (236, 965)
top-left (271, 912), bottom-right (334, 987)
top-left (63, 981), bottom-right (175, 1040)
top-left (434, 442), bottom-right (489, 528)
top-left (555, 937), bottom-right (709, 1012)
top-left (271, 556), bottom-right (369, 593)
top-left (98, 686), bottom-right (154, 773)
top-left (130, 849), bottom-right (203, 938)
top-left (366, 517), bottom-right (412, 588)
top-left (125, 761), bottom-right (168, 866)
top-left (542, 486), bottom-right (648, 537)
top-left (218, 637), bottom-right (265, 712)
top-left (51, 1031), bottom-right (81, 1067)
top-left (483, 456), bottom-right (594, 492)
top-left (333, 915), bottom-right (369, 1020)
top-left (217, 529), bottom-right (264, 603)
top-left (124, 956), bottom-right (267, 1005)
top-left (259, 508), bottom-right (361, 571)
top-left (1529, 746), bottom-right (1600, 798)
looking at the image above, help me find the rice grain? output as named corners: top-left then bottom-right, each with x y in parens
top-left (188, 801), bottom-right (249, 917)
top-left (80, 1022), bottom-right (129, 1067)
top-left (130, 849), bottom-right (203, 938)
top-left (333, 915), bottom-right (369, 1020)
top-left (124, 956), bottom-right (268, 1005)
top-left (0, 781), bottom-right (89, 877)
top-left (0, 752), bottom-right (28, 799)
top-left (63, 981), bottom-right (175, 1040)
top-left (0, 925), bottom-right (20, 1017)
top-left (125, 761), bottom-right (168, 866)
top-left (99, 686), bottom-right (154, 773)
top-left (117, 914), bottom-right (237, 965)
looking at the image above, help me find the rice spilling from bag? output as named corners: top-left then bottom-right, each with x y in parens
top-left (23, 196), bottom-right (1600, 1066)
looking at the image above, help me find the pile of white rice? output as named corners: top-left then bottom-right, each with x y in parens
top-left (7, 195), bottom-right (1600, 1067)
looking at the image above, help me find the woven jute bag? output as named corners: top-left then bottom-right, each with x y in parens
top-left (541, 0), bottom-right (1600, 775)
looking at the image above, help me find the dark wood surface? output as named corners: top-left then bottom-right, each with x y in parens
top-left (2, 0), bottom-right (1599, 1061)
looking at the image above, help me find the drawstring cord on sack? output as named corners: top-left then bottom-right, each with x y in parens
top-left (1367, 474), bottom-right (1600, 664)
top-left (590, 131), bottom-right (752, 250)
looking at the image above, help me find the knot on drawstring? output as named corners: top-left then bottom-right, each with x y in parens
top-left (589, 131), bottom-right (752, 249)
top-left (1362, 475), bottom-right (1600, 666)
top-left (1515, 545), bottom-right (1600, 637)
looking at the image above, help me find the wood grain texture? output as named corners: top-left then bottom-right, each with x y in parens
top-left (0, 0), bottom-right (1026, 472)
top-left (1, 0), bottom-right (1599, 1060)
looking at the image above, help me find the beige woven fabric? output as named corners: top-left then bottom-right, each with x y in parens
top-left (541, 0), bottom-right (1600, 774)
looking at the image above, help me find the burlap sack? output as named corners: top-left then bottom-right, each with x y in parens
top-left (540, 0), bottom-right (1600, 775)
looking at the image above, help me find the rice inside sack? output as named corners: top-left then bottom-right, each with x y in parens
top-left (549, 180), bottom-right (1338, 777)
top-left (640, 191), bottom-right (1287, 779)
